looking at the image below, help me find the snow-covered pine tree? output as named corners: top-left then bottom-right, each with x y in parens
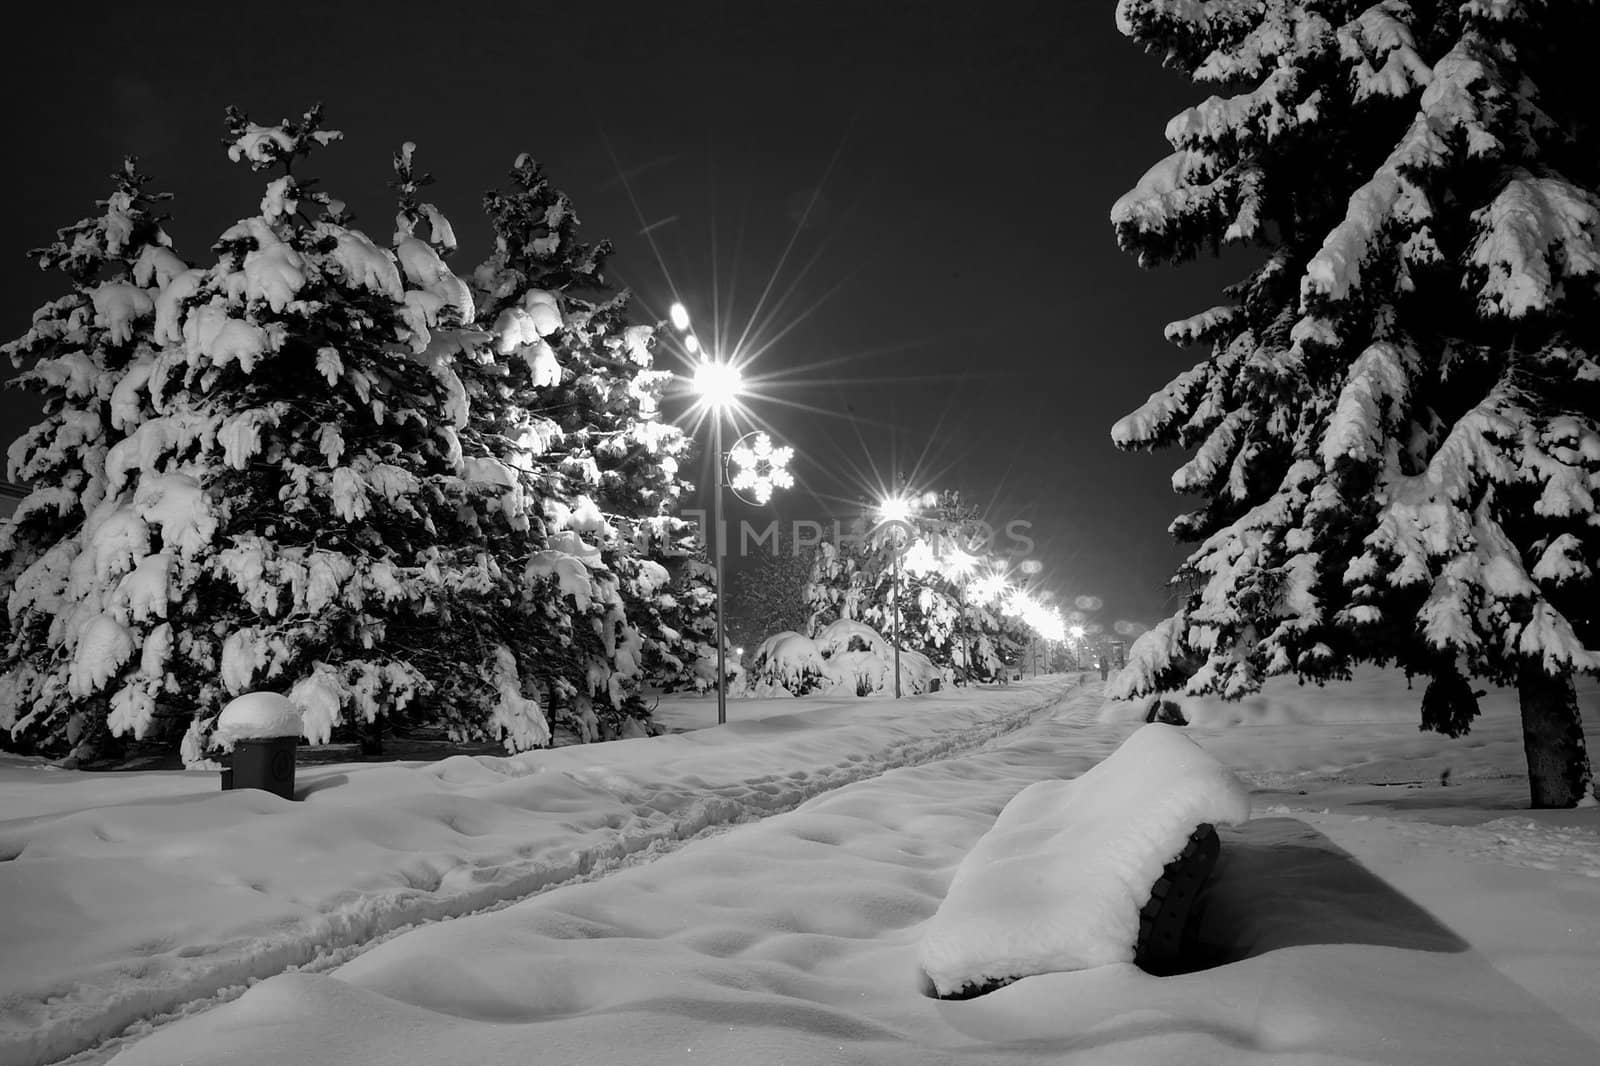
top-left (381, 139), bottom-right (556, 753)
top-left (622, 544), bottom-right (719, 696)
top-left (805, 512), bottom-right (899, 637)
top-left (386, 141), bottom-right (618, 740)
top-left (803, 495), bottom-right (1023, 682)
top-left (0, 159), bottom-right (184, 762)
top-left (1110, 1), bottom-right (1598, 806)
top-left (913, 490), bottom-right (1025, 682)
top-left (3, 105), bottom-right (562, 766)
top-left (469, 153), bottom-right (713, 732)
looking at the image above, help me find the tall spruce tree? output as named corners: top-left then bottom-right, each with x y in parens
top-left (470, 154), bottom-right (716, 730)
top-left (186, 106), bottom-right (555, 760)
top-left (3, 107), bottom-right (558, 764)
top-left (1110, 1), bottom-right (1598, 806)
top-left (1, 159), bottom-right (183, 762)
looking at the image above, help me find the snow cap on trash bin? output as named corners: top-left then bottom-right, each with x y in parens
top-left (214, 692), bottom-right (303, 749)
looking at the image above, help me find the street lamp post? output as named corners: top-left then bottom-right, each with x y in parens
top-left (676, 302), bottom-right (742, 726)
top-left (876, 494), bottom-right (914, 698)
top-left (711, 411), bottom-right (728, 723)
top-left (891, 543), bottom-right (902, 698)
top-left (671, 302), bottom-right (792, 726)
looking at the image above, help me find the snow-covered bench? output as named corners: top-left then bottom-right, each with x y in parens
top-left (918, 723), bottom-right (1251, 998)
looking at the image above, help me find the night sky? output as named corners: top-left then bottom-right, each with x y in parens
top-left (0, 0), bottom-right (1247, 633)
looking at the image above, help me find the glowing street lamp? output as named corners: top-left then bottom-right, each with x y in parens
top-left (692, 358), bottom-right (741, 408)
top-left (944, 548), bottom-right (976, 579)
top-left (970, 571), bottom-right (1010, 605)
top-left (878, 495), bottom-right (913, 527)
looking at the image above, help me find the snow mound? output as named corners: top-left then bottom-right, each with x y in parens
top-left (917, 723), bottom-right (1250, 996)
top-left (213, 692), bottom-right (303, 749)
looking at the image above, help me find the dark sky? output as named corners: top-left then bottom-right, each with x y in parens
top-left (0, 0), bottom-right (1243, 633)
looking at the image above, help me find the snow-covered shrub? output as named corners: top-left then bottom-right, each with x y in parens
top-left (743, 631), bottom-right (826, 696)
top-left (813, 617), bottom-right (891, 659)
top-left (741, 618), bottom-right (943, 697)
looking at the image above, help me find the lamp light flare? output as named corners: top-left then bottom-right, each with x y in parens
top-left (971, 573), bottom-right (1009, 604)
top-left (685, 334), bottom-right (701, 355)
top-left (692, 359), bottom-right (742, 409)
top-left (878, 495), bottom-right (913, 526)
top-left (1000, 587), bottom-right (1067, 644)
top-left (945, 548), bottom-right (976, 578)
top-left (669, 302), bottom-right (691, 331)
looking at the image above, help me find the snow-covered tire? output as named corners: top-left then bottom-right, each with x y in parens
top-left (1134, 822), bottom-right (1220, 976)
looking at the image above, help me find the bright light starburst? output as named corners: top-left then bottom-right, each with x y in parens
top-left (970, 573), bottom-right (1010, 604)
top-left (692, 359), bottom-right (742, 409)
top-left (877, 495), bottom-right (913, 525)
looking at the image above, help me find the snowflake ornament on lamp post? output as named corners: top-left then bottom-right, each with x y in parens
top-left (727, 431), bottom-right (794, 506)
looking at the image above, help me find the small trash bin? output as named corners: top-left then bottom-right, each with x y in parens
top-left (215, 692), bottom-right (303, 800)
top-left (229, 736), bottom-right (297, 799)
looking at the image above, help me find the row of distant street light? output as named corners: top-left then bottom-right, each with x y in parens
top-left (667, 301), bottom-right (1080, 721)
top-left (874, 492), bottom-right (1072, 694)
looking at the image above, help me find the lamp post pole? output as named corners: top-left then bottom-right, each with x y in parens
top-left (874, 493), bottom-right (918, 699)
top-left (712, 414), bottom-right (728, 725)
top-left (891, 541), bottom-right (902, 699)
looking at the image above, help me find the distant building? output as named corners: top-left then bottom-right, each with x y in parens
top-left (0, 480), bottom-right (26, 522)
top-left (1099, 640), bottom-right (1128, 670)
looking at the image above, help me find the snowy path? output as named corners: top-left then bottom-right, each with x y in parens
top-left (0, 678), bottom-right (1078, 1066)
top-left (105, 683), bottom-right (1600, 1066)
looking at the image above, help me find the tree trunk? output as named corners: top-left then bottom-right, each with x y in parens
top-left (1516, 664), bottom-right (1593, 809)
top-left (359, 717), bottom-right (384, 757)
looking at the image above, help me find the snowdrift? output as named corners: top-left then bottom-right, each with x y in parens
top-left (917, 723), bottom-right (1251, 997)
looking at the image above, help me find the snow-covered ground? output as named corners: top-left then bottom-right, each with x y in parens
top-left (0, 679), bottom-right (1075, 1066)
top-left (4, 669), bottom-right (1599, 1065)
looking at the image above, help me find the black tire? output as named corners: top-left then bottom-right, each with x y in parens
top-left (1135, 823), bottom-right (1220, 976)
